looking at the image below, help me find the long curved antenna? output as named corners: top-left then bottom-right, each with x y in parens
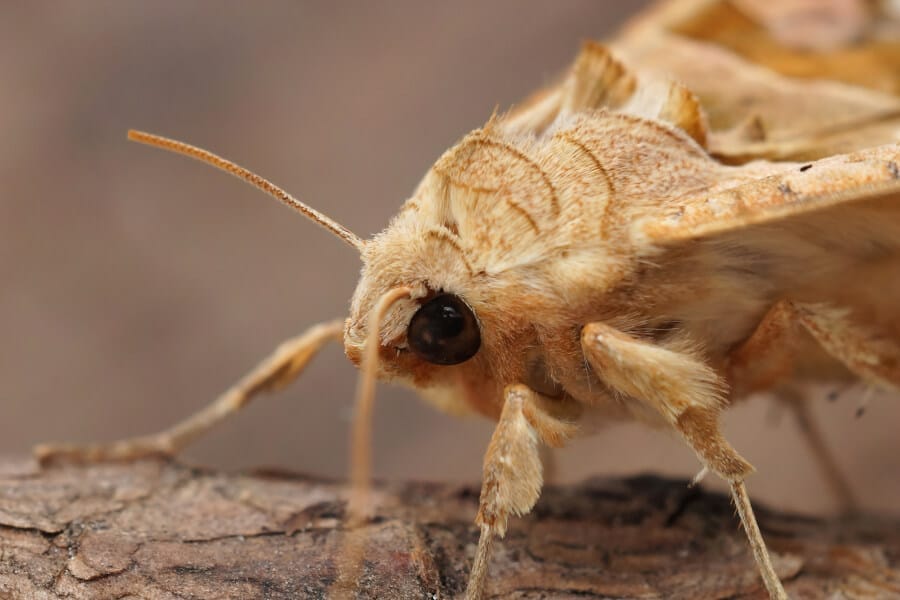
top-left (127, 130), bottom-right (365, 251)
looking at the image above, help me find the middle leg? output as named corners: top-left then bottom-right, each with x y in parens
top-left (581, 321), bottom-right (788, 599)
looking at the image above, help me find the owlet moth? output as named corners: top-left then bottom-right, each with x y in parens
top-left (36, 1), bottom-right (900, 598)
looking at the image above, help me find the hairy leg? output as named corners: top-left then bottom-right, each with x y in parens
top-left (730, 299), bottom-right (900, 512)
top-left (35, 319), bottom-right (344, 464)
top-left (730, 300), bottom-right (900, 392)
top-left (466, 385), bottom-right (543, 600)
top-left (581, 322), bottom-right (788, 600)
top-left (465, 384), bottom-right (577, 600)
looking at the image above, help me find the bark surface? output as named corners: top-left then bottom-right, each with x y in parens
top-left (0, 458), bottom-right (898, 599)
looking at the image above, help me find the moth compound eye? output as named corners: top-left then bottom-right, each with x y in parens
top-left (407, 294), bottom-right (480, 365)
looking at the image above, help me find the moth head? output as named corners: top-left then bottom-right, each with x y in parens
top-left (343, 218), bottom-right (485, 387)
top-left (342, 130), bottom-right (552, 395)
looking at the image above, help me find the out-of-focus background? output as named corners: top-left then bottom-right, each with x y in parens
top-left (1, 2), bottom-right (898, 515)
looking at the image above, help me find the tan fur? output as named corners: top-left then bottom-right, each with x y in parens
top-left (336, 42), bottom-right (899, 599)
top-left (344, 51), bottom-right (900, 428)
top-left (476, 385), bottom-right (544, 537)
top-left (35, 14), bottom-right (900, 600)
top-left (580, 322), bottom-right (725, 425)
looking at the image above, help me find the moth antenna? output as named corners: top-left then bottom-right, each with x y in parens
top-left (127, 130), bottom-right (365, 251)
top-left (347, 286), bottom-right (412, 525)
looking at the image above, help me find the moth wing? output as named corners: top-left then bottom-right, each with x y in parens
top-left (640, 144), bottom-right (900, 244)
top-left (501, 42), bottom-right (636, 137)
top-left (614, 1), bottom-right (900, 163)
top-left (501, 42), bottom-right (708, 147)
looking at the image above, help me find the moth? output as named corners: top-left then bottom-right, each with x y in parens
top-left (35, 1), bottom-right (900, 598)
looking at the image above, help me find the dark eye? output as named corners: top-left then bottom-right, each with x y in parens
top-left (407, 293), bottom-right (481, 365)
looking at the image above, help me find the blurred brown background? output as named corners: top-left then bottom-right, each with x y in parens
top-left (1, 2), bottom-right (897, 515)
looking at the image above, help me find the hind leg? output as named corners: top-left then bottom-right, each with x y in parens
top-left (776, 385), bottom-right (859, 513)
top-left (35, 319), bottom-right (344, 464)
top-left (729, 300), bottom-right (900, 512)
top-left (729, 300), bottom-right (900, 393)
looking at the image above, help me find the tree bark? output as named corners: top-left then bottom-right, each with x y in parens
top-left (0, 458), bottom-right (898, 599)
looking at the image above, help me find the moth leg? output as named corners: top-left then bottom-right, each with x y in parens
top-left (729, 299), bottom-right (900, 511)
top-left (466, 384), bottom-right (575, 600)
top-left (776, 385), bottom-right (858, 513)
top-left (729, 300), bottom-right (900, 393)
top-left (581, 322), bottom-right (788, 600)
top-left (35, 319), bottom-right (344, 464)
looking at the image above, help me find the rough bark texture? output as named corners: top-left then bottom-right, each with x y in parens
top-left (0, 458), bottom-right (898, 599)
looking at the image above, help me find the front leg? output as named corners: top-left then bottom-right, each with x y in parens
top-left (465, 384), bottom-right (575, 600)
top-left (581, 322), bottom-right (788, 600)
top-left (35, 319), bottom-right (344, 464)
